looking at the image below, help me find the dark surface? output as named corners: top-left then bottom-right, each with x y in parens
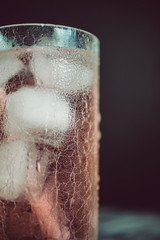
top-left (99, 207), bottom-right (160, 240)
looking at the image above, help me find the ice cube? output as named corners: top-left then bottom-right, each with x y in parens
top-left (0, 50), bottom-right (24, 86)
top-left (0, 33), bottom-right (12, 50)
top-left (0, 140), bottom-right (28, 200)
top-left (26, 147), bottom-right (49, 198)
top-left (0, 87), bottom-right (7, 117)
top-left (5, 87), bottom-right (71, 144)
top-left (30, 50), bottom-right (93, 92)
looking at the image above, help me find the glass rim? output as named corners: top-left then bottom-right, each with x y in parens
top-left (0, 23), bottom-right (100, 44)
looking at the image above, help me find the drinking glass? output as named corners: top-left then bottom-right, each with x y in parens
top-left (0, 23), bottom-right (100, 240)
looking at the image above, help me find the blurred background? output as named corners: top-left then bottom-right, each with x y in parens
top-left (1, 0), bottom-right (160, 214)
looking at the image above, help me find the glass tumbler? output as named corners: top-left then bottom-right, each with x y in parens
top-left (0, 24), bottom-right (100, 240)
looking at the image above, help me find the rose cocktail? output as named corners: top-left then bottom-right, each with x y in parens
top-left (0, 24), bottom-right (100, 240)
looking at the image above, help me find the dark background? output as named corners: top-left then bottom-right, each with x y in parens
top-left (1, 0), bottom-right (160, 212)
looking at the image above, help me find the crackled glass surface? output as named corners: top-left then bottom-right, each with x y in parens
top-left (0, 24), bottom-right (100, 240)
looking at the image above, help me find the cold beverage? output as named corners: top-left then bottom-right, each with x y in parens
top-left (0, 24), bottom-right (100, 240)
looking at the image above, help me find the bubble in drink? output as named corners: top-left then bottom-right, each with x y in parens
top-left (0, 45), bottom-right (99, 240)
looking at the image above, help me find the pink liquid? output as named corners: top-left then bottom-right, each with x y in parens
top-left (0, 47), bottom-right (99, 240)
